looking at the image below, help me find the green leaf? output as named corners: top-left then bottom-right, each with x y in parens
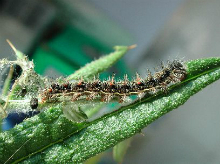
top-left (84, 152), bottom-right (106, 164)
top-left (2, 66), bottom-right (14, 96)
top-left (0, 107), bottom-right (86, 164)
top-left (62, 102), bottom-right (88, 122)
top-left (1, 57), bottom-right (220, 164)
top-left (66, 45), bottom-right (135, 81)
top-left (113, 138), bottom-right (132, 163)
top-left (17, 57), bottom-right (220, 163)
top-left (0, 45), bottom-right (133, 163)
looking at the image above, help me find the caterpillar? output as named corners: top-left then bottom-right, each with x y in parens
top-left (6, 60), bottom-right (187, 163)
top-left (32, 60), bottom-right (186, 109)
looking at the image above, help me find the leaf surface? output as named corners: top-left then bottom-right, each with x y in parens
top-left (1, 57), bottom-right (220, 164)
top-left (0, 45), bottom-right (131, 164)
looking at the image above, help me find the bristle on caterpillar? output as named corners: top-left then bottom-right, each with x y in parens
top-left (39, 60), bottom-right (187, 105)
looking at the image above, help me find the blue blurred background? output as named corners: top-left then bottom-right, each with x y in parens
top-left (0, 0), bottom-right (220, 163)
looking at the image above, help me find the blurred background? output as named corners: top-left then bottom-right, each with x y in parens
top-left (0, 0), bottom-right (220, 163)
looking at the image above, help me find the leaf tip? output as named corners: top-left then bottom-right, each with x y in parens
top-left (113, 44), bottom-right (137, 52)
top-left (6, 39), bottom-right (26, 60)
top-left (128, 44), bottom-right (137, 50)
top-left (6, 39), bottom-right (17, 53)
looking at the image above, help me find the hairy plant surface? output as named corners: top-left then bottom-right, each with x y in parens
top-left (0, 44), bottom-right (219, 163)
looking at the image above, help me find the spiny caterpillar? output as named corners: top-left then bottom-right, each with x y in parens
top-left (31, 60), bottom-right (186, 109)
